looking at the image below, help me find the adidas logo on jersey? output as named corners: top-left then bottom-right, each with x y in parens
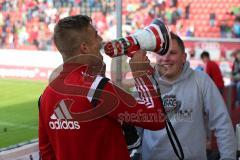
top-left (49, 100), bottom-right (80, 130)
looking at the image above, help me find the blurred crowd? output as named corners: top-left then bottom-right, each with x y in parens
top-left (0, 0), bottom-right (239, 51)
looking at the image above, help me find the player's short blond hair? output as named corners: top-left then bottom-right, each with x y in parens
top-left (53, 15), bottom-right (92, 56)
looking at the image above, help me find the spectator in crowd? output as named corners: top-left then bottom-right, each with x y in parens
top-left (186, 24), bottom-right (194, 37)
top-left (230, 6), bottom-right (240, 16)
top-left (201, 51), bottom-right (225, 94)
top-left (220, 18), bottom-right (233, 38)
top-left (165, 8), bottom-right (173, 24)
top-left (144, 10), bottom-right (155, 25)
top-left (209, 13), bottom-right (216, 27)
top-left (133, 32), bottom-right (236, 160)
top-left (170, 0), bottom-right (178, 7)
top-left (39, 15), bottom-right (167, 160)
top-left (231, 49), bottom-right (240, 106)
top-left (188, 48), bottom-right (203, 71)
top-left (171, 8), bottom-right (180, 25)
top-left (185, 2), bottom-right (190, 19)
top-left (233, 16), bottom-right (240, 38)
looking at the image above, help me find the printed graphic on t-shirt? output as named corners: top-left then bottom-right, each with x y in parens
top-left (162, 95), bottom-right (192, 122)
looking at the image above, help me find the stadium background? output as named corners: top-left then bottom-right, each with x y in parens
top-left (0, 0), bottom-right (239, 159)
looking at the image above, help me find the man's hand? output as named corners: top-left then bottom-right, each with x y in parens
top-left (129, 50), bottom-right (151, 77)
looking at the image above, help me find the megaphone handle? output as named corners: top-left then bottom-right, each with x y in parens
top-left (125, 36), bottom-right (141, 57)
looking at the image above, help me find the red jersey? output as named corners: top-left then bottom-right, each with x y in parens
top-left (39, 63), bottom-right (165, 160)
top-left (205, 61), bottom-right (224, 89)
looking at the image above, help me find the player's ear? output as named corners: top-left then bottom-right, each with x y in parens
top-left (79, 41), bottom-right (88, 54)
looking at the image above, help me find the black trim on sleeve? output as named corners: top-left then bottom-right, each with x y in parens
top-left (91, 77), bottom-right (110, 107)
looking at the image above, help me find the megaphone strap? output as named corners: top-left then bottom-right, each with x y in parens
top-left (151, 74), bottom-right (184, 160)
top-left (166, 118), bottom-right (185, 160)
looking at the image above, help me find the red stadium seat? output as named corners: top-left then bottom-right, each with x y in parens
top-left (203, 26), bottom-right (210, 32)
top-left (194, 31), bottom-right (200, 37)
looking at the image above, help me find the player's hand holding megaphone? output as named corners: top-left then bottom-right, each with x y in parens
top-left (102, 18), bottom-right (171, 58)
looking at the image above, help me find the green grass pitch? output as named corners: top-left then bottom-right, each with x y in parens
top-left (0, 78), bottom-right (47, 148)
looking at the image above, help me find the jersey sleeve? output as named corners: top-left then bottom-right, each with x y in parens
top-left (87, 72), bottom-right (166, 130)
